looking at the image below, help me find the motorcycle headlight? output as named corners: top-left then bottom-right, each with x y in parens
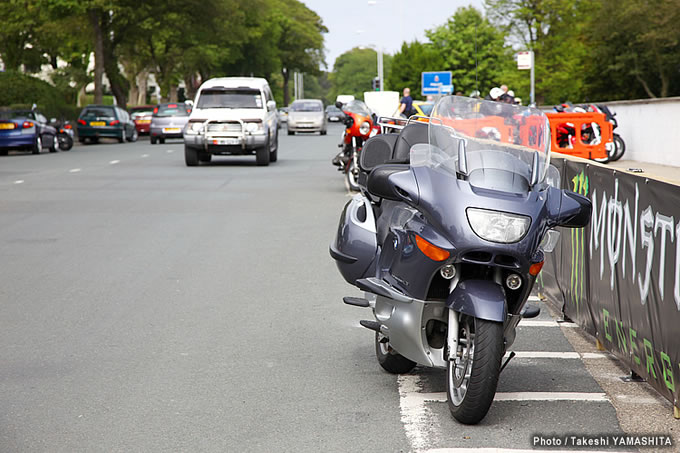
top-left (466, 208), bottom-right (531, 243)
top-left (359, 121), bottom-right (371, 136)
top-left (246, 122), bottom-right (263, 133)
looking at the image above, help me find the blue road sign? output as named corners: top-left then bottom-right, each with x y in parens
top-left (421, 71), bottom-right (453, 95)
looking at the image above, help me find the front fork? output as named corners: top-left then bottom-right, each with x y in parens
top-left (447, 309), bottom-right (459, 361)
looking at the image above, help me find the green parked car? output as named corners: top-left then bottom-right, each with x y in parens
top-left (77, 105), bottom-right (138, 144)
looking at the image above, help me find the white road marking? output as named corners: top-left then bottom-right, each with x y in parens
top-left (109, 160), bottom-right (120, 164)
top-left (506, 351), bottom-right (580, 359)
top-left (493, 392), bottom-right (608, 401)
top-left (14, 180), bottom-right (24, 184)
top-left (397, 374), bottom-right (431, 453)
top-left (409, 391), bottom-right (608, 403)
top-left (582, 352), bottom-right (609, 359)
top-left (69, 168), bottom-right (81, 173)
top-left (166, 149), bottom-right (174, 153)
top-left (519, 320), bottom-right (578, 327)
top-left (141, 154), bottom-right (149, 158)
top-left (528, 295), bottom-right (541, 302)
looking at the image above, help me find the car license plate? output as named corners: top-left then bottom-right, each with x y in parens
top-left (90, 121), bottom-right (106, 126)
top-left (0, 123), bottom-right (15, 129)
top-left (163, 127), bottom-right (181, 133)
top-left (212, 138), bottom-right (240, 145)
top-left (138, 120), bottom-right (151, 124)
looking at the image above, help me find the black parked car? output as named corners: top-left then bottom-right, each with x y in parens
top-left (76, 105), bottom-right (138, 144)
top-left (325, 105), bottom-right (346, 122)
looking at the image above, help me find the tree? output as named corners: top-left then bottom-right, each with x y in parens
top-left (427, 7), bottom-right (511, 99)
top-left (585, 0), bottom-right (680, 99)
top-left (328, 47), bottom-right (386, 101)
top-left (272, 0), bottom-right (327, 105)
top-left (484, 0), bottom-right (590, 104)
top-left (387, 41), bottom-right (444, 100)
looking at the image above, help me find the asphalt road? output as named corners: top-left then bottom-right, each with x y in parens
top-left (0, 125), bottom-right (637, 452)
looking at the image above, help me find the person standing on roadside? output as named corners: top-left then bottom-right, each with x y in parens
top-left (398, 87), bottom-right (414, 118)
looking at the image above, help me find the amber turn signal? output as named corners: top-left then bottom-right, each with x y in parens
top-left (415, 235), bottom-right (450, 262)
top-left (529, 261), bottom-right (545, 276)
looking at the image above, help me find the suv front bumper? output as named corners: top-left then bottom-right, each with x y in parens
top-left (184, 119), bottom-right (266, 150)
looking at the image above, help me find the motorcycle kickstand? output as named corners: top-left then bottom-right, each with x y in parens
top-left (500, 351), bottom-right (516, 373)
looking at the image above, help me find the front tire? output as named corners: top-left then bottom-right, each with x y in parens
top-left (185, 145), bottom-right (199, 166)
top-left (48, 136), bottom-right (58, 153)
top-left (255, 140), bottom-right (270, 166)
top-left (612, 133), bottom-right (625, 161)
top-left (57, 134), bottom-right (73, 151)
top-left (269, 133), bottom-right (278, 162)
top-left (345, 159), bottom-right (360, 192)
top-left (118, 129), bottom-right (126, 143)
top-left (127, 129), bottom-right (138, 142)
top-left (447, 315), bottom-right (503, 425)
top-left (375, 332), bottom-right (416, 374)
top-left (32, 135), bottom-right (42, 154)
top-left (198, 151), bottom-right (212, 163)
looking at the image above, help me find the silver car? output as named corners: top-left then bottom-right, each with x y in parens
top-left (150, 103), bottom-right (191, 144)
top-left (287, 99), bottom-right (327, 135)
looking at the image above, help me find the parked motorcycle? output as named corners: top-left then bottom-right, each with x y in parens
top-left (593, 104), bottom-right (625, 161)
top-left (331, 100), bottom-right (378, 192)
top-left (51, 119), bottom-right (74, 151)
top-left (330, 96), bottom-right (592, 424)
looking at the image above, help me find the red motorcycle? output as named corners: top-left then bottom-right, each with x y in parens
top-left (331, 100), bottom-right (379, 191)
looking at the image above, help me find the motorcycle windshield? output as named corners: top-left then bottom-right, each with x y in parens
top-left (419, 96), bottom-right (550, 194)
top-left (343, 100), bottom-right (371, 116)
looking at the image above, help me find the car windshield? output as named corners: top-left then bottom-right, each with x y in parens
top-left (290, 101), bottom-right (322, 112)
top-left (154, 104), bottom-right (190, 117)
top-left (131, 108), bottom-right (153, 118)
top-left (0, 110), bottom-right (35, 120)
top-left (418, 103), bottom-right (434, 116)
top-left (197, 89), bottom-right (262, 109)
top-left (342, 100), bottom-right (371, 116)
top-left (81, 107), bottom-right (115, 119)
top-left (413, 96), bottom-right (550, 194)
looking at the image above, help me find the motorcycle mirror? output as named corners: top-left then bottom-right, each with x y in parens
top-left (335, 101), bottom-right (343, 109)
top-left (50, 118), bottom-right (57, 124)
top-left (457, 139), bottom-right (468, 177)
top-left (367, 166), bottom-right (419, 203)
top-left (548, 188), bottom-right (592, 228)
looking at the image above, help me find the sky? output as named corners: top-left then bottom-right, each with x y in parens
top-left (302, 0), bottom-right (485, 69)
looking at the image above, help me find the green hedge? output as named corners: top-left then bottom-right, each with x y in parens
top-left (0, 71), bottom-right (80, 120)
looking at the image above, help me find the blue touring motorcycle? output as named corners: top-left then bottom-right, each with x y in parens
top-left (330, 96), bottom-right (592, 424)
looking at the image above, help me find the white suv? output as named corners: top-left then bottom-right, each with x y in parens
top-left (183, 77), bottom-right (279, 166)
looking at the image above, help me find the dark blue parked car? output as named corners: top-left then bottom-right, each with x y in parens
top-left (0, 109), bottom-right (57, 155)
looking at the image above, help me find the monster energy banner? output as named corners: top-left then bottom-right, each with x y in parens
top-left (540, 156), bottom-right (680, 409)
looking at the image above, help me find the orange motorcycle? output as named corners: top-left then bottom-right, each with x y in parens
top-left (331, 100), bottom-right (379, 191)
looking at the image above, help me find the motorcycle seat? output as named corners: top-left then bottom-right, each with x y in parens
top-left (366, 164), bottom-right (410, 199)
top-left (392, 122), bottom-right (428, 163)
top-left (360, 134), bottom-right (399, 173)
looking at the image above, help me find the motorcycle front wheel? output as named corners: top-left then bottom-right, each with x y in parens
top-left (345, 160), bottom-right (360, 192)
top-left (612, 133), bottom-right (625, 162)
top-left (57, 134), bottom-right (73, 151)
top-left (446, 315), bottom-right (503, 425)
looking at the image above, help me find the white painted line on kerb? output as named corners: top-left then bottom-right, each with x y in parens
top-left (506, 351), bottom-right (608, 360)
top-left (528, 295), bottom-right (541, 302)
top-left (519, 320), bottom-right (578, 327)
top-left (69, 168), bottom-right (81, 173)
top-left (109, 160), bottom-right (120, 164)
top-left (408, 391), bottom-right (608, 403)
top-left (494, 392), bottom-right (608, 402)
top-left (14, 180), bottom-right (24, 184)
top-left (398, 374), bottom-right (431, 453)
top-left (425, 449), bottom-right (624, 453)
